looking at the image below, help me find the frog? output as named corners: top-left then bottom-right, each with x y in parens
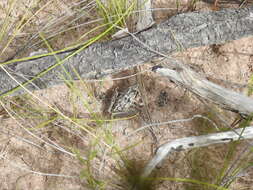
top-left (108, 85), bottom-right (144, 118)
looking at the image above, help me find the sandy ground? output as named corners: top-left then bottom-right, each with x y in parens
top-left (0, 0), bottom-right (253, 190)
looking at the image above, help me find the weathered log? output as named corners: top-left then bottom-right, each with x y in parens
top-left (0, 6), bottom-right (253, 96)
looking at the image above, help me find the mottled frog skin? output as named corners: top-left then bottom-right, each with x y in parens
top-left (108, 85), bottom-right (144, 118)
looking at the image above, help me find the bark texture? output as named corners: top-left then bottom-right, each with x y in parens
top-left (0, 6), bottom-right (253, 96)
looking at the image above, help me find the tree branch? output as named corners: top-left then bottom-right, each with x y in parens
top-left (152, 61), bottom-right (253, 116)
top-left (141, 126), bottom-right (253, 178)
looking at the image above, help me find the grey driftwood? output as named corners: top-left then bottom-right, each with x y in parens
top-left (0, 6), bottom-right (253, 96)
top-left (142, 125), bottom-right (253, 178)
top-left (152, 60), bottom-right (253, 116)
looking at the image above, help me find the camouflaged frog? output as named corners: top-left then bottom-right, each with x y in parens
top-left (108, 85), bottom-right (144, 118)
